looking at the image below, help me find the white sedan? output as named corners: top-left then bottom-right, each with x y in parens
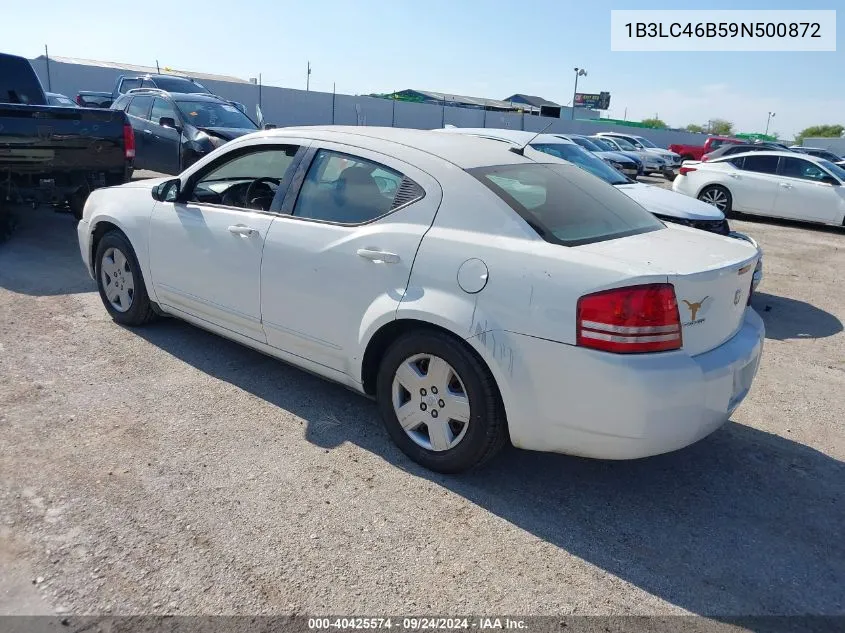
top-left (673, 150), bottom-right (845, 226)
top-left (78, 126), bottom-right (764, 473)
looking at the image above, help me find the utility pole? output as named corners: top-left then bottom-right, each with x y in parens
top-left (765, 111), bottom-right (776, 135)
top-left (571, 67), bottom-right (587, 120)
top-left (44, 45), bottom-right (52, 91)
top-left (306, 61), bottom-right (311, 91)
top-left (156, 59), bottom-right (161, 73)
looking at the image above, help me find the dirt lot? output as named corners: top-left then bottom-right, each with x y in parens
top-left (1, 194), bottom-right (843, 618)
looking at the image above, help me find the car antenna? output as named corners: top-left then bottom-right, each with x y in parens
top-left (510, 119), bottom-right (556, 156)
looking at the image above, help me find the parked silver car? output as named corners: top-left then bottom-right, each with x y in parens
top-left (598, 132), bottom-right (681, 180)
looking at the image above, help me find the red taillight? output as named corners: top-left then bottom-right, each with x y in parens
top-left (577, 283), bottom-right (682, 354)
top-left (679, 166), bottom-right (697, 175)
top-left (75, 95), bottom-right (84, 106)
top-left (123, 123), bottom-right (136, 159)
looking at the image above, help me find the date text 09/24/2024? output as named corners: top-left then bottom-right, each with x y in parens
top-left (308, 618), bottom-right (527, 630)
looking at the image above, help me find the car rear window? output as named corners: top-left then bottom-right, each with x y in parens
top-left (0, 54), bottom-right (46, 105)
top-left (469, 163), bottom-right (663, 247)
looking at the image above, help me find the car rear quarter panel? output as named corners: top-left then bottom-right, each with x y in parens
top-left (399, 180), bottom-right (669, 419)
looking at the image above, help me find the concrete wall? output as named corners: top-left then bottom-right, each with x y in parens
top-left (802, 137), bottom-right (845, 154)
top-left (30, 57), bottom-right (711, 149)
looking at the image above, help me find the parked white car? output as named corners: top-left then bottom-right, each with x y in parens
top-left (77, 126), bottom-right (764, 473)
top-left (673, 151), bottom-right (845, 226)
top-left (438, 128), bottom-right (763, 291)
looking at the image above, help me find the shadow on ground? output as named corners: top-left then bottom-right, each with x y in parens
top-left (752, 292), bottom-right (843, 340)
top-left (136, 319), bottom-right (845, 618)
top-left (0, 205), bottom-right (94, 296)
top-left (735, 212), bottom-right (845, 236)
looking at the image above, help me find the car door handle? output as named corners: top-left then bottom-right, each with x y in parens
top-left (728, 174), bottom-right (740, 179)
top-left (228, 225), bottom-right (257, 236)
top-left (357, 248), bottom-right (400, 264)
top-left (143, 129), bottom-right (152, 135)
top-left (779, 182), bottom-right (793, 189)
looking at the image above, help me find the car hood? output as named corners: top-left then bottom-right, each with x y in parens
top-left (596, 151), bottom-right (633, 163)
top-left (644, 147), bottom-right (678, 158)
top-left (615, 182), bottom-right (724, 220)
top-left (197, 126), bottom-right (256, 141)
top-left (614, 151), bottom-right (643, 163)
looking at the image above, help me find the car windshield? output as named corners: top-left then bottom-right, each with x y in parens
top-left (531, 143), bottom-right (630, 185)
top-left (589, 137), bottom-right (615, 151)
top-left (610, 137), bottom-right (637, 151)
top-left (175, 100), bottom-right (258, 130)
top-left (634, 136), bottom-right (658, 148)
top-left (814, 150), bottom-right (841, 161)
top-left (568, 136), bottom-right (602, 151)
top-left (818, 160), bottom-right (845, 181)
top-left (469, 163), bottom-right (662, 247)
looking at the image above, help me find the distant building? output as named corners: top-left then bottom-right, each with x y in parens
top-left (502, 94), bottom-right (560, 109)
top-left (376, 89), bottom-right (542, 114)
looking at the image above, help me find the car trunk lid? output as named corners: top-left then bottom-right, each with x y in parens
top-left (576, 224), bottom-right (759, 356)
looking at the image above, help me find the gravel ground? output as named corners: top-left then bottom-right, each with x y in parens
top-left (0, 197), bottom-right (843, 618)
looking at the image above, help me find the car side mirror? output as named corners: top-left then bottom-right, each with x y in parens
top-left (159, 117), bottom-right (181, 132)
top-left (151, 178), bottom-right (181, 202)
top-left (263, 123), bottom-right (277, 130)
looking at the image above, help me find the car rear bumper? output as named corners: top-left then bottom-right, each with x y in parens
top-left (476, 309), bottom-right (764, 460)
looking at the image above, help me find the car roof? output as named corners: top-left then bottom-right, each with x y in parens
top-left (265, 126), bottom-right (537, 169)
top-left (712, 150), bottom-right (825, 162)
top-left (126, 91), bottom-right (225, 102)
top-left (124, 73), bottom-right (201, 82)
top-left (436, 127), bottom-right (577, 146)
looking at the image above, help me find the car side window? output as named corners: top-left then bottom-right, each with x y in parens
top-left (292, 150), bottom-right (423, 224)
top-left (188, 146), bottom-right (300, 211)
top-left (111, 95), bottom-right (131, 112)
top-left (780, 157), bottom-right (829, 182)
top-left (150, 98), bottom-right (179, 127)
top-left (126, 95), bottom-right (152, 120)
top-left (740, 155), bottom-right (779, 174)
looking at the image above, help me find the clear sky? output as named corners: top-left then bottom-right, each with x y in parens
top-left (4, 0), bottom-right (842, 138)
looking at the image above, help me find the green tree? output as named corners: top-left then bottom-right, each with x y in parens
top-left (709, 119), bottom-right (734, 135)
top-left (795, 124), bottom-right (844, 145)
top-left (641, 117), bottom-right (667, 129)
top-left (685, 123), bottom-right (706, 133)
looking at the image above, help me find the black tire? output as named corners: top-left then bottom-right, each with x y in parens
top-left (663, 169), bottom-right (676, 182)
top-left (376, 330), bottom-right (508, 474)
top-left (67, 189), bottom-right (87, 220)
top-left (697, 185), bottom-right (733, 216)
top-left (94, 231), bottom-right (157, 326)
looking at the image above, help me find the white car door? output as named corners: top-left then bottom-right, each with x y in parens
top-left (148, 144), bottom-right (303, 342)
top-left (726, 154), bottom-right (780, 215)
top-left (772, 156), bottom-right (845, 224)
top-left (260, 144), bottom-right (442, 374)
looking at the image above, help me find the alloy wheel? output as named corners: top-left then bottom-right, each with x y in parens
top-left (391, 353), bottom-right (471, 452)
top-left (700, 188), bottom-right (729, 211)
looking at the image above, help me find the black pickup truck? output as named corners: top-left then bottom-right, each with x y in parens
top-left (0, 52), bottom-right (134, 219)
